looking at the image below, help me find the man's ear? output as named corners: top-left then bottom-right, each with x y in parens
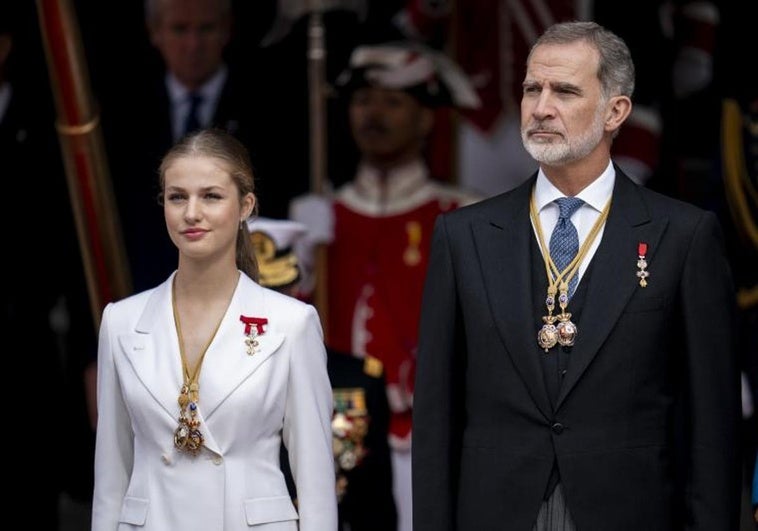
top-left (605, 95), bottom-right (632, 133)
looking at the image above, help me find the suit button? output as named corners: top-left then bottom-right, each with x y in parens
top-left (212, 455), bottom-right (223, 465)
top-left (551, 422), bottom-right (564, 434)
top-left (161, 454), bottom-right (172, 465)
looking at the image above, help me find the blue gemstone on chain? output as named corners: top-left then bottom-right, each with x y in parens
top-left (189, 402), bottom-right (197, 411)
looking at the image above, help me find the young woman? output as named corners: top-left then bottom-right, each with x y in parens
top-left (92, 129), bottom-right (337, 530)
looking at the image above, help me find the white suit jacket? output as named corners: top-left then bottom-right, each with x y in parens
top-left (92, 272), bottom-right (337, 530)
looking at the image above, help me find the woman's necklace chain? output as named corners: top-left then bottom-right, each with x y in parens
top-left (172, 280), bottom-right (226, 456)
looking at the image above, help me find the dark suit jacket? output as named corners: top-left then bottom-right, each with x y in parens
top-left (412, 169), bottom-right (742, 531)
top-left (101, 64), bottom-right (308, 293)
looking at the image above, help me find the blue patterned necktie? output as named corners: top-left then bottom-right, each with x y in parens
top-left (549, 197), bottom-right (584, 297)
top-left (183, 92), bottom-right (203, 136)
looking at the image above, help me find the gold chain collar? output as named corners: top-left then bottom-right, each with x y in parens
top-left (529, 189), bottom-right (611, 352)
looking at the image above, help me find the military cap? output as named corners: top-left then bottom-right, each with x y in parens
top-left (246, 217), bottom-right (307, 290)
top-left (335, 41), bottom-right (481, 109)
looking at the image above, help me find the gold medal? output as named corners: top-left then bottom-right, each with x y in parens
top-left (174, 418), bottom-right (190, 449)
top-left (537, 316), bottom-right (558, 351)
top-left (185, 427), bottom-right (204, 455)
top-left (556, 314), bottom-right (578, 347)
top-left (530, 192), bottom-right (610, 353)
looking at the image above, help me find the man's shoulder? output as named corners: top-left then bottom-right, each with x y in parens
top-left (625, 178), bottom-right (717, 230)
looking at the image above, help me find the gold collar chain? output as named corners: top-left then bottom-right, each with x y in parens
top-left (171, 280), bottom-right (225, 456)
top-left (529, 190), bottom-right (611, 352)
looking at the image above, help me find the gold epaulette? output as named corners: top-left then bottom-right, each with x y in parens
top-left (363, 355), bottom-right (384, 378)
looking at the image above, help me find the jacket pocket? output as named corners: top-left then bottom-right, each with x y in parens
top-left (119, 496), bottom-right (149, 526)
top-left (244, 495), bottom-right (298, 526)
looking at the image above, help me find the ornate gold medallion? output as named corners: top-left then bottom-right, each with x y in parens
top-left (537, 315), bottom-right (559, 351)
top-left (174, 385), bottom-right (204, 455)
top-left (556, 313), bottom-right (578, 347)
top-left (530, 192), bottom-right (611, 353)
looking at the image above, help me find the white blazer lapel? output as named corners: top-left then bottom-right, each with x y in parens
top-left (199, 275), bottom-right (285, 420)
top-left (119, 276), bottom-right (184, 424)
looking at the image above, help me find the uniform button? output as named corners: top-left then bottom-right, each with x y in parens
top-left (551, 422), bottom-right (565, 434)
top-left (161, 454), bottom-right (172, 465)
top-left (212, 455), bottom-right (223, 465)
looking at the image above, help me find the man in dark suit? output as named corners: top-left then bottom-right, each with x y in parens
top-left (100, 0), bottom-right (303, 293)
top-left (412, 21), bottom-right (741, 531)
top-left (247, 217), bottom-right (398, 531)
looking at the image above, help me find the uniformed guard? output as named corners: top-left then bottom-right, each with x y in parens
top-left (289, 41), bottom-right (482, 531)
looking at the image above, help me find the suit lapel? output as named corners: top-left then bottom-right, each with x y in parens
top-left (199, 276), bottom-right (285, 420)
top-left (119, 276), bottom-right (183, 424)
top-left (555, 173), bottom-right (668, 410)
top-left (473, 178), bottom-right (552, 420)
top-left (118, 274), bottom-right (286, 454)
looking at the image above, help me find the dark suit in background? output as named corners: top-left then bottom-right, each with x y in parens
top-left (102, 67), bottom-right (270, 292)
top-left (95, 0), bottom-right (306, 293)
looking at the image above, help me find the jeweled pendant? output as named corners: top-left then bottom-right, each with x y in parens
top-left (538, 315), bottom-right (558, 351)
top-left (245, 333), bottom-right (260, 356)
top-left (556, 314), bottom-right (578, 347)
top-left (174, 420), bottom-right (190, 450)
top-left (185, 428), bottom-right (204, 455)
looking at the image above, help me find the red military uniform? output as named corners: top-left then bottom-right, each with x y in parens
top-left (326, 159), bottom-right (480, 448)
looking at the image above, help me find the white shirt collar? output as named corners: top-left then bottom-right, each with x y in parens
top-left (166, 66), bottom-right (228, 140)
top-left (533, 160), bottom-right (615, 214)
top-left (531, 161), bottom-right (615, 283)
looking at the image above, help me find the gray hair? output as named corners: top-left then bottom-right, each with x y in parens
top-left (528, 21), bottom-right (635, 100)
top-left (144, 0), bottom-right (232, 24)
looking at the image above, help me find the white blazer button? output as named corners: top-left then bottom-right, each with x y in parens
top-left (161, 454), bottom-right (172, 465)
top-left (212, 455), bottom-right (223, 465)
